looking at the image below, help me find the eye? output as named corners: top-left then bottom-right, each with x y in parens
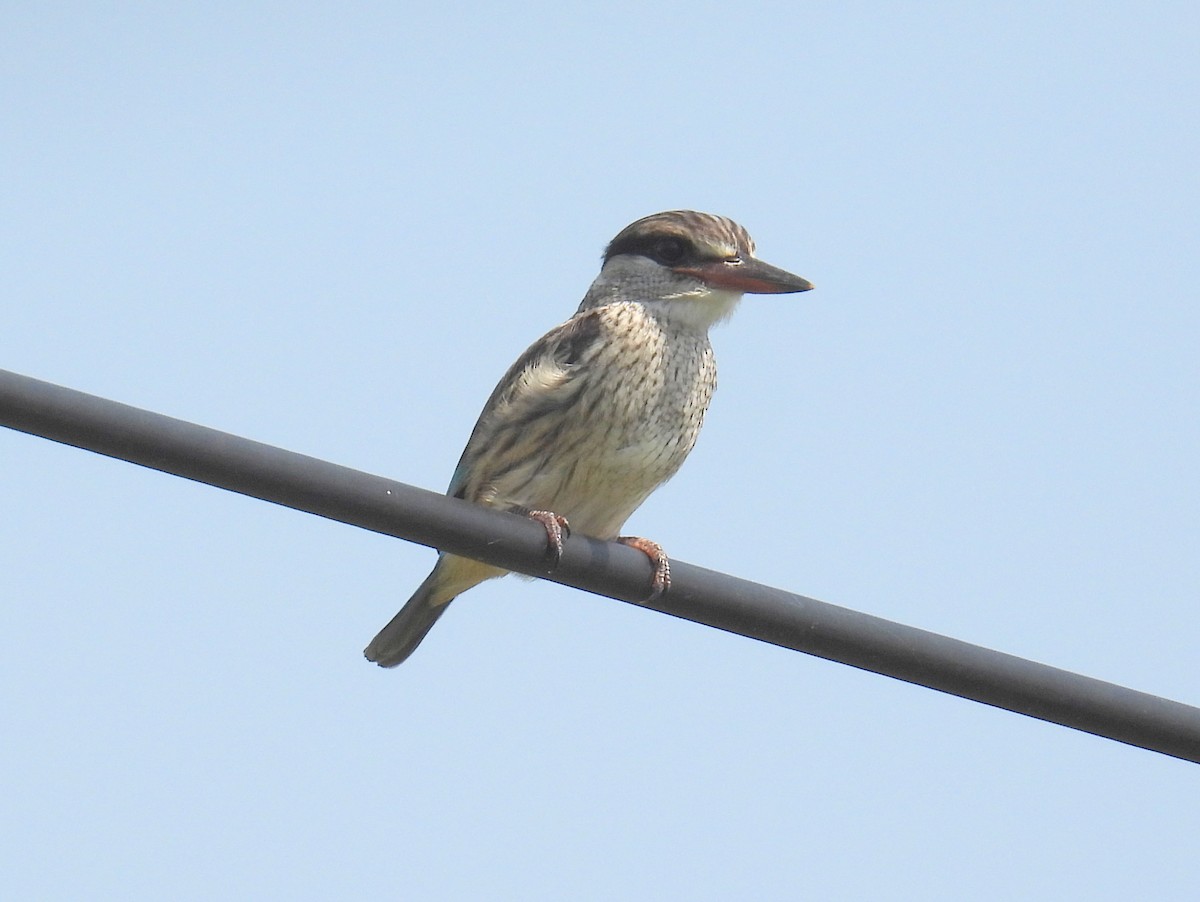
top-left (651, 237), bottom-right (687, 265)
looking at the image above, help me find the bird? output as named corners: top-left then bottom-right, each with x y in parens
top-left (364, 210), bottom-right (812, 666)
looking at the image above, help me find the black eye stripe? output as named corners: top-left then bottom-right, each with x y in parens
top-left (651, 237), bottom-right (687, 265)
top-left (604, 230), bottom-right (697, 266)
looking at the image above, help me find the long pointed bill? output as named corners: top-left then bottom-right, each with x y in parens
top-left (675, 257), bottom-right (814, 294)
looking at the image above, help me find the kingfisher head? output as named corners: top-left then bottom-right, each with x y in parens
top-left (580, 210), bottom-right (812, 327)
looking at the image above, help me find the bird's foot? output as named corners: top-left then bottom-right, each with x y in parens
top-left (616, 536), bottom-right (671, 600)
top-left (526, 510), bottom-right (571, 568)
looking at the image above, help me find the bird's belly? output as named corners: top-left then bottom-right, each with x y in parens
top-left (496, 430), bottom-right (694, 540)
top-left (478, 316), bottom-right (715, 540)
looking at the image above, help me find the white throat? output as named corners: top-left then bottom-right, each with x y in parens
top-left (578, 255), bottom-right (744, 332)
top-left (641, 288), bottom-right (743, 331)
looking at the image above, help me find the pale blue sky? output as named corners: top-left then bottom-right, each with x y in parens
top-left (3, 3), bottom-right (1199, 899)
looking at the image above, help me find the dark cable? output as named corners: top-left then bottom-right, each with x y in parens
top-left (2, 367), bottom-right (1197, 763)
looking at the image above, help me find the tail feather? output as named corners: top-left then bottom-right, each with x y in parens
top-left (366, 554), bottom-right (507, 667)
top-left (364, 569), bottom-right (455, 667)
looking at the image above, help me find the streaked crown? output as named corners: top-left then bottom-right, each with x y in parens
top-left (603, 211), bottom-right (754, 268)
top-left (579, 209), bottom-right (810, 323)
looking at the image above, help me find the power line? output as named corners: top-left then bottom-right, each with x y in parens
top-left (2, 366), bottom-right (1198, 764)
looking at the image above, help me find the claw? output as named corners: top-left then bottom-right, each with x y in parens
top-left (616, 536), bottom-right (671, 600)
top-left (527, 510), bottom-right (571, 567)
